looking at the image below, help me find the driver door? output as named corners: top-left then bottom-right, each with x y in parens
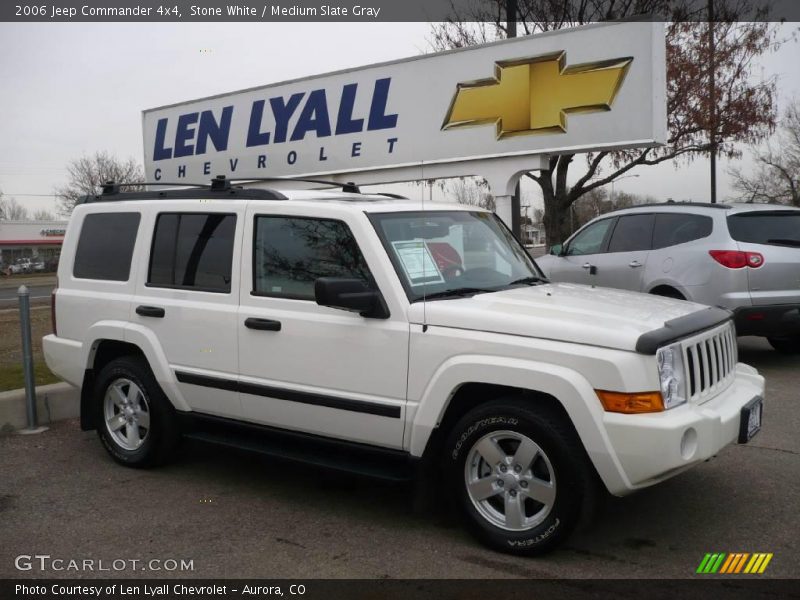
top-left (549, 217), bottom-right (616, 284)
top-left (237, 208), bottom-right (409, 449)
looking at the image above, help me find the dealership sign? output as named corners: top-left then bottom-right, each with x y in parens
top-left (142, 21), bottom-right (665, 192)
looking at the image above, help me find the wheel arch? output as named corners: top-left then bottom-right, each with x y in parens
top-left (648, 283), bottom-right (687, 300)
top-left (409, 355), bottom-right (631, 495)
top-left (80, 325), bottom-right (189, 430)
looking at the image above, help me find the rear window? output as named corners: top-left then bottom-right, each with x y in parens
top-left (727, 211), bottom-right (800, 246)
top-left (653, 213), bottom-right (713, 249)
top-left (73, 212), bottom-right (140, 281)
top-left (148, 213), bottom-right (236, 293)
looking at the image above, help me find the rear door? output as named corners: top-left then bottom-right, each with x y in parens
top-left (131, 203), bottom-right (244, 419)
top-left (727, 210), bottom-right (800, 305)
top-left (586, 213), bottom-right (655, 291)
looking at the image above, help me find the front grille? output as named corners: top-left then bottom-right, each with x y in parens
top-left (681, 321), bottom-right (737, 403)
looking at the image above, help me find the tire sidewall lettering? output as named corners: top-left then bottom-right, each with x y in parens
top-left (451, 416), bottom-right (519, 461)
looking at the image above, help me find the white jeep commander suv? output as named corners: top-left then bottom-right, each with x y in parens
top-left (43, 177), bottom-right (765, 555)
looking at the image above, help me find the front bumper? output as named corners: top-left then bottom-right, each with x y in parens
top-left (733, 304), bottom-right (800, 337)
top-left (602, 363), bottom-right (765, 495)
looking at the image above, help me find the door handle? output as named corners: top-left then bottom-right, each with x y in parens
top-left (136, 305), bottom-right (165, 318)
top-left (244, 317), bottom-right (282, 331)
top-left (629, 260), bottom-right (643, 268)
top-left (582, 263), bottom-right (598, 275)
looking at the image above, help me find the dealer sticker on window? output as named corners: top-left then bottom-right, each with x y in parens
top-left (392, 240), bottom-right (445, 287)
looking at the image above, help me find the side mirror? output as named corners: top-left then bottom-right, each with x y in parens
top-left (549, 243), bottom-right (563, 256)
top-left (315, 278), bottom-right (389, 319)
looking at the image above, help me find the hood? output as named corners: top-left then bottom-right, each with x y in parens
top-left (408, 282), bottom-right (705, 352)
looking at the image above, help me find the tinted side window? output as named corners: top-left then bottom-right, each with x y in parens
top-left (253, 217), bottom-right (371, 300)
top-left (73, 212), bottom-right (140, 281)
top-left (566, 218), bottom-right (615, 256)
top-left (148, 213), bottom-right (236, 293)
top-left (607, 214), bottom-right (655, 253)
top-left (653, 213), bottom-right (713, 249)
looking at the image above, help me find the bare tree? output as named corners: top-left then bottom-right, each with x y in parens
top-left (33, 209), bottom-right (57, 221)
top-left (55, 151), bottom-right (145, 215)
top-left (431, 1), bottom-right (781, 244)
top-left (730, 100), bottom-right (800, 206)
top-left (0, 195), bottom-right (29, 220)
top-left (445, 177), bottom-right (496, 211)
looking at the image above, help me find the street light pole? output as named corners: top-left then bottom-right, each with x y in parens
top-left (708, 0), bottom-right (717, 204)
top-left (610, 174), bottom-right (640, 208)
top-left (506, 0), bottom-right (522, 237)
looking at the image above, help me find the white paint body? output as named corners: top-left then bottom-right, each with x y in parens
top-left (44, 192), bottom-right (764, 496)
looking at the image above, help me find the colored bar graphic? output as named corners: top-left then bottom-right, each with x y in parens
top-left (698, 552), bottom-right (773, 574)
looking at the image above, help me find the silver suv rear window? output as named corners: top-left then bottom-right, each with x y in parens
top-left (727, 211), bottom-right (800, 247)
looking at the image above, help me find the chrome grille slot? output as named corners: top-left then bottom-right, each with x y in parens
top-left (680, 321), bottom-right (737, 403)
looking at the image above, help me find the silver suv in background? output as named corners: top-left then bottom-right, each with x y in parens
top-left (536, 202), bottom-right (800, 353)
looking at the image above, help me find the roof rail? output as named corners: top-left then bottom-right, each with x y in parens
top-left (100, 180), bottom-right (209, 195)
top-left (625, 201), bottom-right (732, 210)
top-left (219, 175), bottom-right (361, 194)
top-left (373, 192), bottom-right (409, 199)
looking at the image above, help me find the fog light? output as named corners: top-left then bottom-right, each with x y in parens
top-left (680, 428), bottom-right (697, 460)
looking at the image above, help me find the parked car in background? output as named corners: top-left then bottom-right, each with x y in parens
top-left (7, 259), bottom-right (33, 275)
top-left (537, 202), bottom-right (800, 353)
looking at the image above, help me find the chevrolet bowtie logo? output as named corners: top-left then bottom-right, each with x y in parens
top-left (442, 52), bottom-right (632, 138)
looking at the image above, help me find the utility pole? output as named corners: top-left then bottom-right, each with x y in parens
top-left (708, 0), bottom-right (717, 203)
top-left (507, 0), bottom-right (522, 236)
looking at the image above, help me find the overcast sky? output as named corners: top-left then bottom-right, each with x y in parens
top-left (0, 22), bottom-right (798, 216)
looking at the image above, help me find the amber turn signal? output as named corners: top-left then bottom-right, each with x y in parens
top-left (596, 390), bottom-right (665, 414)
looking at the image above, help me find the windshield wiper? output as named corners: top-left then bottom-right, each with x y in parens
top-left (507, 275), bottom-right (549, 286)
top-left (766, 238), bottom-right (800, 247)
top-left (418, 287), bottom-right (496, 301)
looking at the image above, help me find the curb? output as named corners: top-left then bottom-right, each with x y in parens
top-left (0, 382), bottom-right (79, 433)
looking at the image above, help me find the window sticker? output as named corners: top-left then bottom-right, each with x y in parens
top-left (392, 240), bottom-right (445, 287)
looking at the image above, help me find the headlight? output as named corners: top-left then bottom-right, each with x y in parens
top-left (656, 343), bottom-right (687, 409)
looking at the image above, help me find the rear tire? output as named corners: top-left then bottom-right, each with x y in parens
top-left (767, 336), bottom-right (800, 354)
top-left (443, 398), bottom-right (588, 555)
top-left (94, 356), bottom-right (179, 468)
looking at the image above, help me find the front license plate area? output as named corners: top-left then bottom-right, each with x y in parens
top-left (738, 396), bottom-right (763, 444)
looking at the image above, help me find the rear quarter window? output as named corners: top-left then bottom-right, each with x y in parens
top-left (73, 212), bottom-right (141, 281)
top-left (727, 211), bottom-right (800, 246)
top-left (653, 213), bottom-right (713, 249)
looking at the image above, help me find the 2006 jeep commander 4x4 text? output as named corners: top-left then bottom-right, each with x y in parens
top-left (43, 177), bottom-right (765, 554)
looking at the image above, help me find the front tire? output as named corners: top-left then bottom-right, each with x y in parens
top-left (94, 356), bottom-right (179, 468)
top-left (443, 398), bottom-right (588, 555)
top-left (767, 335), bottom-right (800, 354)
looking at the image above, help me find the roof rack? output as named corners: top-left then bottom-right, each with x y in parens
top-left (214, 175), bottom-right (360, 194)
top-left (74, 175), bottom-right (387, 206)
top-left (640, 201), bottom-right (732, 210)
top-left (373, 192), bottom-right (409, 200)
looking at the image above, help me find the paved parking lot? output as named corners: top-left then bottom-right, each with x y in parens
top-left (1, 337), bottom-right (797, 579)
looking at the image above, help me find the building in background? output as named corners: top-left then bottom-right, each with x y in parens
top-left (0, 220), bottom-right (67, 274)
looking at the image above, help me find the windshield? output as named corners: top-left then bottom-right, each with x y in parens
top-left (370, 210), bottom-right (545, 302)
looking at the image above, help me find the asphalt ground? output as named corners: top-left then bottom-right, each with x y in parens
top-left (0, 337), bottom-right (797, 580)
